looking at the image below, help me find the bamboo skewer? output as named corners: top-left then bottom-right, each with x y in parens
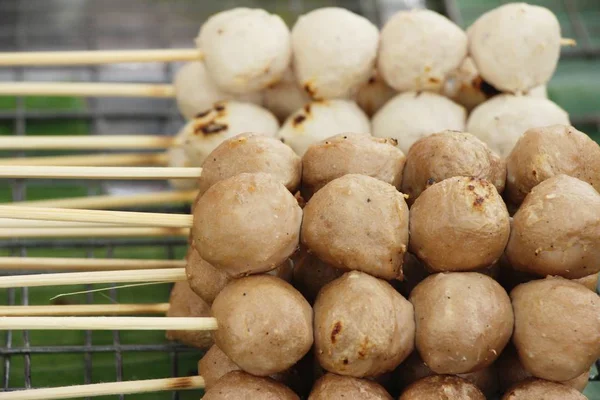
top-left (0, 376), bottom-right (205, 400)
top-left (0, 219), bottom-right (128, 228)
top-left (0, 303), bottom-right (170, 316)
top-left (0, 135), bottom-right (174, 150)
top-left (11, 189), bottom-right (198, 209)
top-left (0, 82), bottom-right (176, 98)
top-left (0, 40), bottom-right (572, 67)
top-left (0, 268), bottom-right (186, 288)
top-left (0, 316), bottom-right (217, 330)
top-left (0, 256), bottom-right (185, 271)
top-left (0, 152), bottom-right (168, 167)
top-left (0, 166), bottom-right (202, 179)
top-left (560, 38), bottom-right (577, 46)
top-left (0, 206), bottom-right (193, 227)
top-left (0, 48), bottom-right (202, 66)
top-left (0, 227), bottom-right (190, 238)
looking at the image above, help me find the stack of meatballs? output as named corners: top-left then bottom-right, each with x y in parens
top-left (158, 2), bottom-right (600, 400)
top-left (168, 2), bottom-right (571, 190)
top-left (165, 124), bottom-right (600, 400)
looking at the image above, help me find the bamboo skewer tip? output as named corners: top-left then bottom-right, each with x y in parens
top-left (0, 303), bottom-right (171, 316)
top-left (0, 48), bottom-right (203, 66)
top-left (0, 256), bottom-right (186, 271)
top-left (0, 165), bottom-right (202, 180)
top-left (0, 268), bottom-right (187, 289)
top-left (0, 316), bottom-right (218, 331)
top-left (0, 205), bottom-right (194, 229)
top-left (0, 375), bottom-right (205, 400)
top-left (0, 135), bottom-right (175, 150)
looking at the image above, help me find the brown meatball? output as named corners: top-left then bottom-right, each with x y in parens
top-left (308, 373), bottom-right (392, 400)
top-left (198, 133), bottom-right (302, 196)
top-left (198, 345), bottom-right (241, 390)
top-left (499, 261), bottom-right (599, 294)
top-left (399, 375), bottom-right (485, 400)
top-left (203, 371), bottom-right (299, 400)
top-left (314, 271), bottom-right (415, 377)
top-left (186, 243), bottom-right (232, 304)
top-left (496, 345), bottom-right (589, 393)
top-left (511, 277), bottom-right (600, 381)
top-left (186, 242), bottom-right (294, 304)
top-left (198, 345), bottom-right (313, 396)
top-left (165, 281), bottom-right (213, 349)
top-left (301, 174), bottom-right (409, 280)
top-left (291, 247), bottom-right (344, 304)
top-left (409, 177), bottom-right (510, 272)
top-left (410, 273), bottom-right (513, 374)
top-left (505, 174), bottom-right (600, 279)
top-left (395, 352), bottom-right (499, 398)
top-left (194, 173), bottom-right (302, 277)
top-left (506, 124), bottom-right (600, 205)
top-left (301, 134), bottom-right (406, 198)
top-left (211, 275), bottom-right (313, 376)
top-left (573, 272), bottom-right (599, 292)
top-left (401, 131), bottom-right (506, 205)
top-left (501, 378), bottom-right (587, 400)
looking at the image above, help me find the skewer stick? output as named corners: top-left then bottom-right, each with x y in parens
top-left (560, 38), bottom-right (577, 46)
top-left (0, 135), bottom-right (174, 150)
top-left (0, 303), bottom-right (170, 316)
top-left (0, 152), bottom-right (168, 167)
top-left (0, 257), bottom-right (185, 271)
top-left (0, 227), bottom-right (190, 238)
top-left (0, 166), bottom-right (202, 179)
top-left (12, 189), bottom-right (198, 209)
top-left (0, 48), bottom-right (202, 66)
top-left (0, 268), bottom-right (186, 288)
top-left (0, 206), bottom-right (193, 227)
top-left (0, 376), bottom-right (205, 400)
top-left (0, 219), bottom-right (128, 228)
top-left (0, 83), bottom-right (175, 98)
top-left (0, 316), bottom-right (217, 331)
top-left (0, 38), bottom-right (573, 67)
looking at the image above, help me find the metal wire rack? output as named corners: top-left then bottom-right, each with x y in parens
top-left (0, 0), bottom-right (598, 399)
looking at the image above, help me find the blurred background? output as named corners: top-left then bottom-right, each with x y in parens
top-left (0, 0), bottom-right (598, 399)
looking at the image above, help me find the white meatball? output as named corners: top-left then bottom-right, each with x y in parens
top-left (175, 101), bottom-right (279, 165)
top-left (291, 7), bottom-right (379, 100)
top-left (353, 70), bottom-right (397, 117)
top-left (173, 62), bottom-right (262, 120)
top-left (196, 8), bottom-right (291, 94)
top-left (443, 57), bottom-right (497, 111)
top-left (468, 3), bottom-right (561, 93)
top-left (372, 92), bottom-right (466, 154)
top-left (528, 85), bottom-right (548, 99)
top-left (262, 68), bottom-right (311, 121)
top-left (378, 9), bottom-right (467, 92)
top-left (277, 100), bottom-right (370, 156)
top-left (466, 95), bottom-right (570, 157)
top-left (444, 57), bottom-right (548, 111)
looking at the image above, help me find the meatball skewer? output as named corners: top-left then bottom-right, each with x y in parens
top-left (0, 8), bottom-right (292, 96)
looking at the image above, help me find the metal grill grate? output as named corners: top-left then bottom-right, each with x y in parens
top-left (0, 0), bottom-right (599, 398)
